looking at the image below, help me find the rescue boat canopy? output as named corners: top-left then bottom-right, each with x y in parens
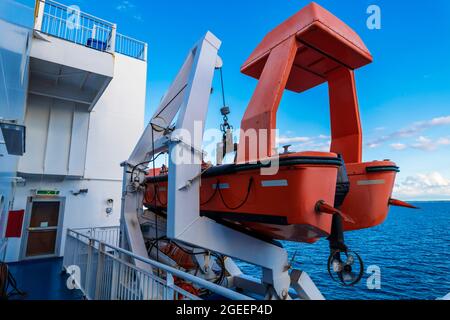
top-left (237, 2), bottom-right (373, 164)
top-left (241, 2), bottom-right (373, 92)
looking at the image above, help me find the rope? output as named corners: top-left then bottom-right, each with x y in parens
top-left (200, 180), bottom-right (220, 206)
top-left (200, 177), bottom-right (254, 210)
top-left (218, 177), bottom-right (254, 210)
top-left (147, 176), bottom-right (254, 212)
top-left (155, 185), bottom-right (167, 206)
top-left (0, 262), bottom-right (26, 300)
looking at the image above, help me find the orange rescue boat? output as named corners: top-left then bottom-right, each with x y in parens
top-left (144, 2), bottom-right (410, 245)
top-left (145, 152), bottom-right (343, 243)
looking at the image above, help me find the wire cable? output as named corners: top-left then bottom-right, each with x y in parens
top-left (130, 152), bottom-right (165, 183)
top-left (150, 127), bottom-right (160, 267)
top-left (219, 68), bottom-right (227, 108)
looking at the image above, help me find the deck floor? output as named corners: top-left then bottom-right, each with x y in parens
top-left (6, 258), bottom-right (83, 300)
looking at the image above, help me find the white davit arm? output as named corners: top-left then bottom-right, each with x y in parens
top-left (121, 31), bottom-right (325, 300)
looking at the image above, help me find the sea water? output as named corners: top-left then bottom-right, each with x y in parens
top-left (238, 202), bottom-right (450, 300)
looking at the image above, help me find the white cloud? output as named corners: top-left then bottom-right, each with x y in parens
top-left (390, 143), bottom-right (407, 151)
top-left (385, 136), bottom-right (450, 152)
top-left (115, 1), bottom-right (144, 22)
top-left (277, 136), bottom-right (311, 144)
top-left (429, 116), bottom-right (450, 126)
top-left (394, 172), bottom-right (450, 200)
top-left (116, 0), bottom-right (135, 11)
top-left (437, 137), bottom-right (450, 145)
top-left (411, 136), bottom-right (450, 151)
top-left (411, 136), bottom-right (434, 151)
top-left (277, 135), bottom-right (331, 152)
top-left (367, 115), bottom-right (450, 148)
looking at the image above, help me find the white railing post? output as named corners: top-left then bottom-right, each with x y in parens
top-left (110, 259), bottom-right (119, 300)
top-left (34, 0), bottom-right (46, 31)
top-left (84, 238), bottom-right (94, 299)
top-left (62, 231), bottom-right (69, 268)
top-left (0, 238), bottom-right (8, 262)
top-left (144, 43), bottom-right (148, 61)
top-left (166, 272), bottom-right (175, 300)
top-left (109, 23), bottom-right (117, 53)
top-left (95, 242), bottom-right (106, 299)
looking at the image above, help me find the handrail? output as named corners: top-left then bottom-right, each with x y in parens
top-left (116, 33), bottom-right (146, 45)
top-left (73, 226), bottom-right (120, 247)
top-left (67, 228), bottom-right (253, 300)
top-left (116, 33), bottom-right (147, 61)
top-left (39, 0), bottom-right (115, 26)
top-left (0, 238), bottom-right (7, 261)
top-left (35, 0), bottom-right (147, 61)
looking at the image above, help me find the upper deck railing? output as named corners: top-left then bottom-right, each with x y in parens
top-left (34, 0), bottom-right (147, 61)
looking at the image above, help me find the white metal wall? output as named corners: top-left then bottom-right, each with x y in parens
top-left (18, 95), bottom-right (90, 177)
top-left (84, 53), bottom-right (147, 181)
top-left (5, 53), bottom-right (147, 262)
top-left (0, 0), bottom-right (33, 239)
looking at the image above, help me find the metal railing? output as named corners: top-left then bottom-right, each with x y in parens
top-left (38, 0), bottom-right (115, 52)
top-left (63, 228), bottom-right (253, 300)
top-left (74, 226), bottom-right (120, 247)
top-left (0, 238), bottom-right (7, 262)
top-left (116, 33), bottom-right (147, 61)
top-left (35, 0), bottom-right (147, 61)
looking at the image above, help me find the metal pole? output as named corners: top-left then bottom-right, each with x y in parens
top-left (94, 242), bottom-right (106, 299)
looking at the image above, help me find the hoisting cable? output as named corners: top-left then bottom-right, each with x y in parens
top-left (149, 126), bottom-right (161, 270)
top-left (219, 67), bottom-right (227, 109)
top-left (218, 67), bottom-right (233, 148)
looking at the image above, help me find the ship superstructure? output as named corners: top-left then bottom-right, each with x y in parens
top-left (1, 0), bottom-right (147, 263)
top-left (1, 1), bottom-right (420, 301)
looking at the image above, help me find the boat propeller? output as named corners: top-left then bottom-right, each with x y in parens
top-left (327, 250), bottom-right (364, 287)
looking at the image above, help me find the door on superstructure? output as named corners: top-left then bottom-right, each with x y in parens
top-left (21, 197), bottom-right (65, 260)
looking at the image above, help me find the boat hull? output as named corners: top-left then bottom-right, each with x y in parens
top-left (144, 153), bottom-right (342, 243)
top-left (342, 161), bottom-right (399, 231)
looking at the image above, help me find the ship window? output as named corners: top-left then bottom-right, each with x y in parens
top-left (0, 121), bottom-right (26, 156)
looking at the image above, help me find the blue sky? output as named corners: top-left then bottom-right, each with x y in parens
top-left (17, 0), bottom-right (450, 200)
